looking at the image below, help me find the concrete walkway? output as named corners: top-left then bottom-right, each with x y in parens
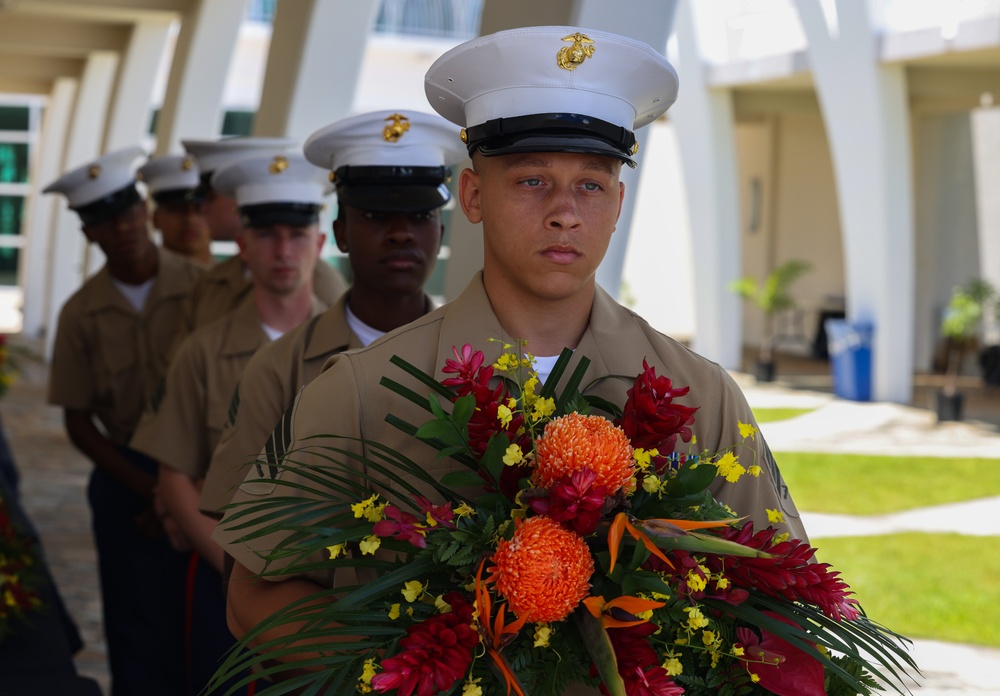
top-left (3, 338), bottom-right (999, 694)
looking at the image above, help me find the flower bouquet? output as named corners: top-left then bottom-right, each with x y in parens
top-left (215, 342), bottom-right (916, 695)
top-left (0, 493), bottom-right (44, 643)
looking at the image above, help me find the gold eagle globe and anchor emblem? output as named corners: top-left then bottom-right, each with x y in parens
top-left (87, 165), bottom-right (102, 180)
top-left (268, 155), bottom-right (289, 175)
top-left (180, 156), bottom-right (195, 171)
top-left (383, 113), bottom-right (411, 142)
top-left (557, 32), bottom-right (596, 71)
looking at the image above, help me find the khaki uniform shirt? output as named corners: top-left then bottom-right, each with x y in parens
top-left (175, 255), bottom-right (347, 339)
top-left (215, 273), bottom-right (805, 578)
top-left (200, 294), bottom-right (363, 514)
top-left (131, 293), bottom-right (327, 477)
top-left (47, 248), bottom-right (203, 446)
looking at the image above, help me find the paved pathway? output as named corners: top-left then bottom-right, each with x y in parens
top-left (3, 339), bottom-right (999, 694)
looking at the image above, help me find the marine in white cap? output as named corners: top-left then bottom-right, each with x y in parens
top-left (138, 153), bottom-right (213, 267)
top-left (43, 146), bottom-right (202, 694)
top-left (174, 137), bottom-right (348, 343)
top-left (201, 109), bottom-right (465, 518)
top-left (130, 151), bottom-right (331, 695)
top-left (216, 27), bottom-right (805, 693)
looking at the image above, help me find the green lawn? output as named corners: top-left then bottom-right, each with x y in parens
top-left (813, 533), bottom-right (1000, 647)
top-left (751, 407), bottom-right (815, 423)
top-left (774, 452), bottom-right (1000, 515)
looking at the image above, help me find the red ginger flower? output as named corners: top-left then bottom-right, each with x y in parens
top-left (489, 516), bottom-right (594, 623)
top-left (373, 505), bottom-right (427, 549)
top-left (525, 468), bottom-right (608, 536)
top-left (371, 593), bottom-right (479, 696)
top-left (717, 524), bottom-right (860, 621)
top-left (736, 612), bottom-right (825, 696)
top-left (534, 413), bottom-right (634, 495)
top-left (617, 360), bottom-right (698, 453)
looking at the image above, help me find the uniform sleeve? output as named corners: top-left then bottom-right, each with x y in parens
top-left (47, 301), bottom-right (97, 411)
top-left (705, 364), bottom-right (809, 543)
top-left (200, 345), bottom-right (290, 515)
top-left (212, 352), bottom-right (364, 583)
top-left (130, 333), bottom-right (210, 477)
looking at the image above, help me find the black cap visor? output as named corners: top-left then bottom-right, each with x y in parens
top-left (334, 165), bottom-right (452, 212)
top-left (74, 185), bottom-right (142, 226)
top-left (465, 113), bottom-right (637, 168)
top-left (240, 203), bottom-right (322, 228)
top-left (152, 187), bottom-right (204, 206)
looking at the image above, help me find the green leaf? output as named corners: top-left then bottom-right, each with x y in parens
top-left (451, 393), bottom-right (476, 429)
top-left (440, 470), bottom-right (485, 488)
top-left (415, 418), bottom-right (451, 440)
top-left (573, 607), bottom-right (624, 696)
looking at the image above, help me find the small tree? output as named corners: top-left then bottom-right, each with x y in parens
top-left (941, 279), bottom-right (996, 397)
top-left (729, 260), bottom-right (812, 369)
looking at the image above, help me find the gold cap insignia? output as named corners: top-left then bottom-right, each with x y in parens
top-left (269, 155), bottom-right (289, 175)
top-left (459, 128), bottom-right (468, 144)
top-left (631, 141), bottom-right (639, 156)
top-left (87, 165), bottom-right (102, 180)
top-left (181, 156), bottom-right (194, 171)
top-left (383, 113), bottom-right (411, 143)
top-left (557, 33), bottom-right (595, 71)
top-left (329, 171), bottom-right (337, 183)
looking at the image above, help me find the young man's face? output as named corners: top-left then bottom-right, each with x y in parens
top-left (83, 200), bottom-right (153, 266)
top-left (460, 151), bottom-right (625, 303)
top-left (152, 200), bottom-right (211, 260)
top-left (333, 206), bottom-right (443, 299)
top-left (200, 188), bottom-right (243, 242)
top-left (237, 223), bottom-right (325, 297)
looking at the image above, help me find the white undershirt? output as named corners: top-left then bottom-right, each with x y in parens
top-left (111, 277), bottom-right (154, 312)
top-left (345, 304), bottom-right (386, 347)
top-left (260, 323), bottom-right (285, 341)
top-left (534, 354), bottom-right (562, 385)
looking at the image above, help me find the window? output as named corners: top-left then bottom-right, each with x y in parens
top-left (222, 110), bottom-right (255, 136)
top-left (0, 144), bottom-right (29, 184)
top-left (0, 107), bottom-right (29, 132)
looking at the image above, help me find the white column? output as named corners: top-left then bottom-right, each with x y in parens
top-left (253, 0), bottom-right (380, 141)
top-left (971, 108), bottom-right (1000, 345)
top-left (667, 0), bottom-right (743, 370)
top-left (19, 78), bottom-right (78, 340)
top-left (154, 0), bottom-right (249, 155)
top-left (796, 0), bottom-right (915, 403)
top-left (104, 19), bottom-right (173, 151)
top-left (45, 51), bottom-right (119, 361)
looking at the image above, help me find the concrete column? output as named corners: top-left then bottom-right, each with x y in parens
top-left (796, 0), bottom-right (915, 403)
top-left (971, 108), bottom-right (1000, 345)
top-left (253, 0), bottom-right (379, 141)
top-left (104, 19), bottom-right (173, 151)
top-left (667, 0), bottom-right (743, 370)
top-left (154, 0), bottom-right (249, 155)
top-left (19, 78), bottom-right (78, 341)
top-left (45, 51), bottom-right (119, 360)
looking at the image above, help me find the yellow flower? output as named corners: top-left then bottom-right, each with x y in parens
top-left (494, 353), bottom-right (518, 372)
top-left (774, 532), bottom-right (790, 544)
top-left (702, 630), bottom-right (719, 648)
top-left (388, 603), bottom-right (401, 620)
top-left (662, 655), bottom-right (683, 676)
top-left (359, 535), bottom-right (381, 555)
top-left (503, 444), bottom-right (525, 467)
top-left (750, 672), bottom-right (761, 683)
top-left (434, 594), bottom-right (452, 613)
top-left (401, 580), bottom-right (426, 603)
top-left (642, 475), bottom-right (663, 494)
top-left (454, 502), bottom-right (476, 518)
top-left (533, 624), bottom-right (553, 647)
top-left (326, 543), bottom-right (347, 560)
top-left (686, 569), bottom-right (707, 593)
top-left (462, 676), bottom-right (483, 696)
top-left (497, 403), bottom-right (513, 428)
top-left (351, 493), bottom-right (380, 519)
top-left (531, 397), bottom-right (556, 420)
top-left (683, 606), bottom-right (709, 631)
top-left (364, 503), bottom-right (386, 523)
top-left (715, 576), bottom-right (730, 590)
top-left (766, 508), bottom-right (786, 525)
top-left (748, 465), bottom-right (762, 477)
top-left (357, 657), bottom-right (378, 693)
top-left (636, 609), bottom-right (654, 621)
top-left (633, 448), bottom-right (658, 471)
top-left (738, 421), bottom-right (758, 440)
top-left (732, 644), bottom-right (745, 657)
top-left (715, 452), bottom-right (746, 483)
top-left (523, 376), bottom-right (540, 398)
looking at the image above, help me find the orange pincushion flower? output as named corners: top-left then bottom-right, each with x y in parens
top-left (534, 413), bottom-right (634, 495)
top-left (490, 516), bottom-right (594, 623)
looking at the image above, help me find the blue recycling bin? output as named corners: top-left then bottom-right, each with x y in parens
top-left (824, 319), bottom-right (873, 401)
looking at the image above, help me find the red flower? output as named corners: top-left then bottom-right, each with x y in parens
top-left (617, 360), bottom-right (697, 453)
top-left (621, 666), bottom-right (686, 696)
top-left (525, 468), bottom-right (608, 536)
top-left (373, 506), bottom-right (427, 549)
top-left (718, 524), bottom-right (861, 621)
top-left (370, 594), bottom-right (479, 696)
top-left (736, 612), bottom-right (825, 696)
top-left (415, 496), bottom-right (455, 530)
top-left (441, 343), bottom-right (490, 390)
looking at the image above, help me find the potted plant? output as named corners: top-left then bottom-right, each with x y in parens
top-left (938, 279), bottom-right (994, 421)
top-left (729, 259), bottom-right (812, 382)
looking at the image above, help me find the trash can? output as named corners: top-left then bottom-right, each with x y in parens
top-left (824, 319), bottom-right (873, 401)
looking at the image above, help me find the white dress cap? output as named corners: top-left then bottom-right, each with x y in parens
top-left (137, 154), bottom-right (200, 200)
top-left (424, 26), bottom-right (679, 165)
top-left (211, 153), bottom-right (329, 208)
top-left (43, 146), bottom-right (145, 210)
top-left (180, 136), bottom-right (297, 175)
top-left (303, 110), bottom-right (466, 170)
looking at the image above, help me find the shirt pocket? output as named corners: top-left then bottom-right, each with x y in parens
top-left (92, 318), bottom-right (141, 423)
